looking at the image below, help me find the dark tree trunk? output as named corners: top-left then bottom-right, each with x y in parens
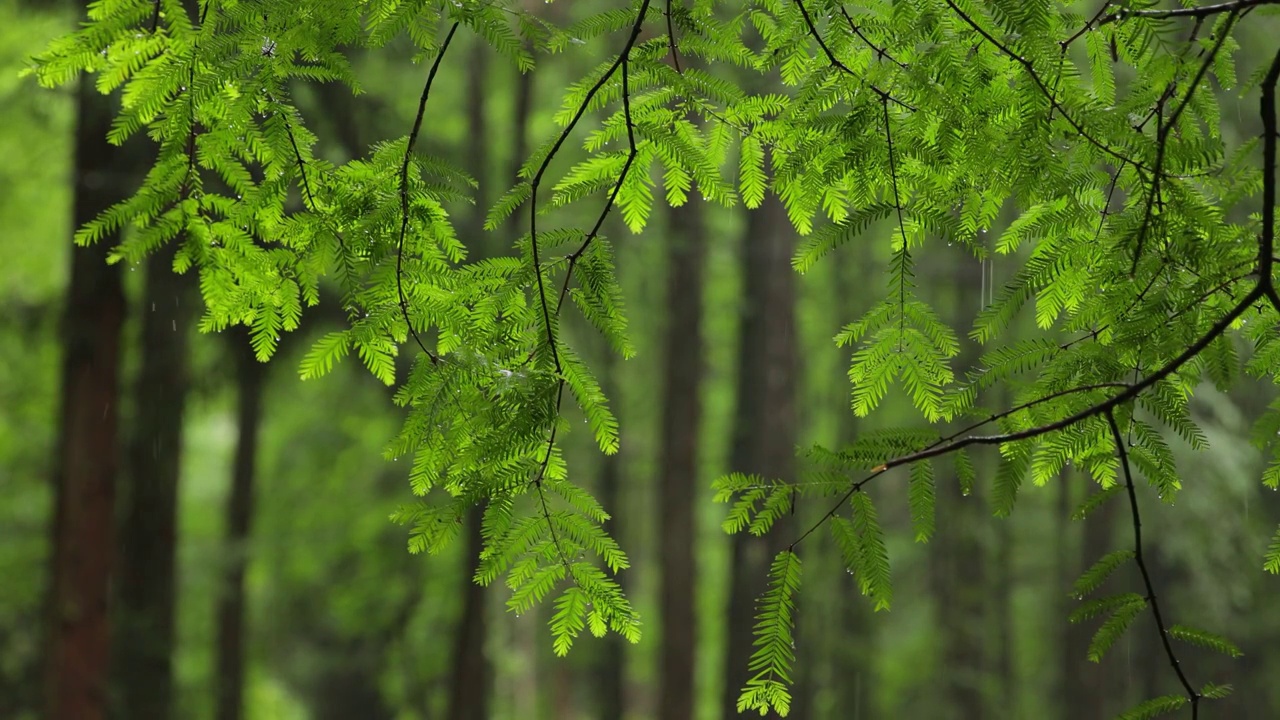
top-left (595, 348), bottom-right (626, 719)
top-left (828, 231), bottom-right (873, 720)
top-left (112, 238), bottom-right (194, 720)
top-left (722, 196), bottom-right (798, 719)
top-left (446, 35), bottom-right (495, 720)
top-left (657, 199), bottom-right (707, 720)
top-left (995, 511), bottom-right (1015, 716)
top-left (214, 333), bottom-right (267, 720)
top-left (927, 255), bottom-right (990, 720)
top-left (312, 654), bottom-right (397, 720)
top-left (42, 68), bottom-right (130, 720)
top-left (446, 504), bottom-right (490, 720)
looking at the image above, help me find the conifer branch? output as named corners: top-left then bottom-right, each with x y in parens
top-left (397, 21), bottom-right (460, 366)
top-left (944, 0), bottom-right (1147, 171)
top-left (838, 6), bottom-right (908, 70)
top-left (1100, 0), bottom-right (1279, 25)
top-left (525, 0), bottom-right (652, 587)
top-left (1106, 409), bottom-right (1200, 717)
top-left (528, 0), bottom-right (652, 374)
top-left (791, 0), bottom-right (916, 111)
top-left (666, 0), bottom-right (682, 74)
top-left (1131, 10), bottom-right (1240, 275)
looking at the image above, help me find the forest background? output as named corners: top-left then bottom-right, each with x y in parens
top-left (3, 1), bottom-right (1280, 719)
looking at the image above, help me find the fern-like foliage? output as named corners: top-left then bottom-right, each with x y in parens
top-left (32, 0), bottom-right (1280, 716)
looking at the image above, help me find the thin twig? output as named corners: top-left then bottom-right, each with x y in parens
top-left (789, 283), bottom-right (1261, 549)
top-left (525, 0), bottom-right (652, 580)
top-left (1100, 0), bottom-right (1279, 26)
top-left (1105, 409), bottom-right (1200, 717)
top-left (788, 382), bottom-right (1128, 548)
top-left (944, 0), bottom-right (1147, 171)
top-left (838, 7), bottom-right (908, 70)
top-left (554, 54), bottom-right (640, 316)
top-left (528, 0), bottom-right (652, 374)
top-left (1131, 11), bottom-right (1240, 275)
top-left (1060, 1), bottom-right (1118, 50)
top-left (397, 22), bottom-right (460, 366)
top-left (792, 0), bottom-right (916, 112)
top-left (1259, 49), bottom-right (1280, 309)
top-left (666, 0), bottom-right (682, 73)
top-left (882, 97), bottom-right (910, 350)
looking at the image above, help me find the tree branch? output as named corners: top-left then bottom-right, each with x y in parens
top-left (1260, 48), bottom-right (1280, 310)
top-left (1105, 410), bottom-right (1200, 716)
top-left (792, 0), bottom-right (915, 111)
top-left (1100, 0), bottom-right (1279, 25)
top-left (528, 0), bottom-right (652, 374)
top-left (524, 0), bottom-right (652, 580)
top-left (397, 22), bottom-right (459, 366)
top-left (944, 0), bottom-right (1147, 171)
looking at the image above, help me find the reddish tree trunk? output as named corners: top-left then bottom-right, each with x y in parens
top-left (42, 69), bottom-right (129, 720)
top-left (658, 199), bottom-right (707, 720)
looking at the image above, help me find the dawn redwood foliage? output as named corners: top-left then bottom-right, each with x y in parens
top-left (30, 0), bottom-right (1280, 716)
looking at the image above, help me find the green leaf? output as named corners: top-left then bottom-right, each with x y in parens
top-left (737, 551), bottom-right (802, 717)
top-left (1115, 694), bottom-right (1189, 720)
top-left (299, 330), bottom-right (350, 379)
top-left (738, 134), bottom-right (767, 209)
top-left (1087, 595), bottom-right (1146, 662)
top-left (1072, 549), bottom-right (1134, 599)
top-left (1266, 525), bottom-right (1280, 574)
top-left (1167, 624), bottom-right (1242, 658)
top-left (907, 460), bottom-right (935, 543)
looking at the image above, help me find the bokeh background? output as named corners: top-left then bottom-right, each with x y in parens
top-left (3, 1), bottom-right (1279, 718)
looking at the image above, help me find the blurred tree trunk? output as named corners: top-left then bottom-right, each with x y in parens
top-left (657, 199), bottom-right (707, 720)
top-left (1055, 478), bottom-right (1073, 719)
top-left (446, 35), bottom-right (494, 720)
top-left (928, 255), bottom-right (988, 720)
top-left (595, 347), bottom-right (626, 719)
top-left (312, 652), bottom-right (397, 720)
top-left (1063, 476), bottom-right (1117, 719)
top-left (214, 333), bottom-right (267, 720)
top-left (828, 236), bottom-right (873, 720)
top-left (113, 238), bottom-right (195, 720)
top-left (722, 196), bottom-right (798, 720)
top-left (42, 67), bottom-right (130, 720)
top-left (994, 511), bottom-right (1014, 716)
